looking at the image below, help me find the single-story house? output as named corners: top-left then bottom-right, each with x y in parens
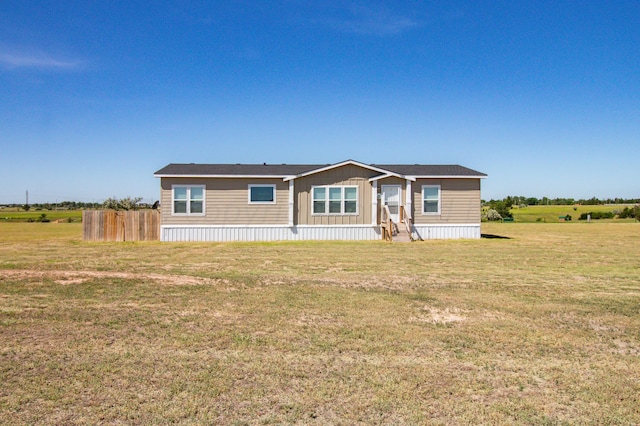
top-left (154, 159), bottom-right (487, 242)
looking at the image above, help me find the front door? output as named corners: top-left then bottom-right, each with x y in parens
top-left (381, 185), bottom-right (401, 223)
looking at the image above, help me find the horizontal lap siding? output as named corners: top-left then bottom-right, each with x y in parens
top-left (295, 165), bottom-right (377, 225)
top-left (412, 179), bottom-right (481, 224)
top-left (160, 178), bottom-right (289, 225)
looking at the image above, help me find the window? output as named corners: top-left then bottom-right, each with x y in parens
top-left (173, 185), bottom-right (205, 215)
top-left (249, 185), bottom-right (276, 204)
top-left (313, 187), bottom-right (326, 214)
top-left (312, 186), bottom-right (358, 215)
top-left (344, 187), bottom-right (357, 213)
top-left (422, 185), bottom-right (440, 215)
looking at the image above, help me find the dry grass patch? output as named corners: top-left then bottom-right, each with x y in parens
top-left (1, 222), bottom-right (639, 424)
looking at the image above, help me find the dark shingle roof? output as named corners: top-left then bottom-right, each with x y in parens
top-left (154, 161), bottom-right (486, 178)
top-left (154, 163), bottom-right (325, 176)
top-left (374, 164), bottom-right (486, 177)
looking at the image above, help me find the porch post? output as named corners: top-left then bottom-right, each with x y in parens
top-left (406, 179), bottom-right (412, 217)
top-left (288, 180), bottom-right (294, 227)
top-left (371, 181), bottom-right (378, 225)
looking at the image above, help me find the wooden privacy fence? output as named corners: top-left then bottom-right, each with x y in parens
top-left (83, 210), bottom-right (160, 241)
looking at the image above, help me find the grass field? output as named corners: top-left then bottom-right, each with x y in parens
top-left (509, 204), bottom-right (635, 223)
top-left (1, 222), bottom-right (639, 424)
top-left (0, 208), bottom-right (83, 223)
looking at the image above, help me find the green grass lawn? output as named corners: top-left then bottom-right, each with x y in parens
top-left (1, 222), bottom-right (639, 424)
top-left (509, 204), bottom-right (635, 223)
top-left (0, 208), bottom-right (83, 223)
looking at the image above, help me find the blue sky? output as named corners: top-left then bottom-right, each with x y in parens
top-left (1, 1), bottom-right (639, 204)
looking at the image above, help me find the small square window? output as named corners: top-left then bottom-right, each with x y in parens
top-left (249, 185), bottom-right (276, 204)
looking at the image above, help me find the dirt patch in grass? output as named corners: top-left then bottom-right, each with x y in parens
top-left (0, 269), bottom-right (222, 286)
top-left (409, 307), bottom-right (468, 324)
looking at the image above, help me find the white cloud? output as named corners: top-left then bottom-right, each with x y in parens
top-left (328, 4), bottom-right (418, 36)
top-left (0, 50), bottom-right (82, 70)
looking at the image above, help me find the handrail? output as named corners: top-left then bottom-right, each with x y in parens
top-left (400, 205), bottom-right (414, 241)
top-left (381, 205), bottom-right (393, 242)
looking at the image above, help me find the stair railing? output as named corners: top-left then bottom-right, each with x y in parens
top-left (400, 205), bottom-right (415, 242)
top-left (381, 205), bottom-right (393, 242)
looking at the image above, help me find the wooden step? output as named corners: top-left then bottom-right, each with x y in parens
top-left (392, 222), bottom-right (412, 243)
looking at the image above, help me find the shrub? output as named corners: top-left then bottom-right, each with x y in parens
top-left (619, 207), bottom-right (632, 219)
top-left (579, 211), bottom-right (615, 220)
top-left (102, 196), bottom-right (143, 211)
top-left (619, 205), bottom-right (640, 220)
top-left (36, 213), bottom-right (50, 223)
top-left (488, 201), bottom-right (512, 219)
top-left (483, 209), bottom-right (502, 221)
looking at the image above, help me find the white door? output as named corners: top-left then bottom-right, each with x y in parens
top-left (381, 185), bottom-right (401, 223)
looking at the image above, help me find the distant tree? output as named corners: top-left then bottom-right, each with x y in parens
top-left (23, 204), bottom-right (30, 211)
top-left (102, 196), bottom-right (143, 211)
top-left (504, 196), bottom-right (515, 208)
top-left (489, 200), bottom-right (513, 218)
top-left (525, 197), bottom-right (539, 206)
top-left (488, 200), bottom-right (512, 219)
top-left (581, 197), bottom-right (601, 205)
top-left (36, 213), bottom-right (50, 222)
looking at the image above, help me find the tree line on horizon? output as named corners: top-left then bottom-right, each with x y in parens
top-left (2, 198), bottom-right (157, 211)
top-left (483, 196), bottom-right (640, 207)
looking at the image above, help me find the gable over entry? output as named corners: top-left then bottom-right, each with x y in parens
top-left (154, 160), bottom-right (487, 242)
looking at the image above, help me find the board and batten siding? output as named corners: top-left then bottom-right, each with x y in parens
top-left (160, 177), bottom-right (289, 225)
top-left (412, 178), bottom-right (481, 224)
top-left (295, 164), bottom-right (377, 225)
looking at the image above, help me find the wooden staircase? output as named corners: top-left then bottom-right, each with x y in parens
top-left (389, 220), bottom-right (412, 242)
top-left (381, 205), bottom-right (417, 243)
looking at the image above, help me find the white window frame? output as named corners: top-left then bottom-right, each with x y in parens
top-left (422, 185), bottom-right (441, 215)
top-left (172, 184), bottom-right (206, 216)
top-left (248, 184), bottom-right (277, 204)
top-left (311, 185), bottom-right (358, 216)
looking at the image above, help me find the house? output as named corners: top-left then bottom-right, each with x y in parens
top-left (153, 160), bottom-right (486, 242)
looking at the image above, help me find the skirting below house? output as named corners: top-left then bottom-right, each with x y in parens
top-left (411, 224), bottom-right (481, 240)
top-left (160, 224), bottom-right (481, 242)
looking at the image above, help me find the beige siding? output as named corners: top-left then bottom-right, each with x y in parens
top-left (412, 179), bottom-right (481, 224)
top-left (160, 177), bottom-right (289, 225)
top-left (295, 164), bottom-right (377, 225)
